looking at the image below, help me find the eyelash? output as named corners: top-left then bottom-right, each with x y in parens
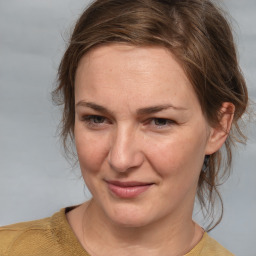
top-left (146, 118), bottom-right (176, 129)
top-left (81, 115), bottom-right (176, 129)
top-left (81, 115), bottom-right (109, 127)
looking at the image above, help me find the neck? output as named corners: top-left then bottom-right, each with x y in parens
top-left (76, 200), bottom-right (203, 256)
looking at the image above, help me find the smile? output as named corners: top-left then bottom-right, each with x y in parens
top-left (106, 181), bottom-right (154, 199)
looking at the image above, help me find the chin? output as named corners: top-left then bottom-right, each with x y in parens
top-left (104, 202), bottom-right (155, 228)
top-left (112, 214), bottom-right (150, 228)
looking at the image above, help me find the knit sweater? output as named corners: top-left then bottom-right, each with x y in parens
top-left (0, 208), bottom-right (234, 256)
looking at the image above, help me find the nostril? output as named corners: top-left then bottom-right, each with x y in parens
top-left (108, 148), bottom-right (144, 173)
top-left (108, 130), bottom-right (144, 172)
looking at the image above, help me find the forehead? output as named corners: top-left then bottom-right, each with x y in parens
top-left (77, 44), bottom-right (185, 79)
top-left (75, 44), bottom-right (200, 112)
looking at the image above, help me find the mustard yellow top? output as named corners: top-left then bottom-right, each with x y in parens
top-left (0, 208), bottom-right (234, 256)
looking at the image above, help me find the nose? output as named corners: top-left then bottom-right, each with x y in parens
top-left (108, 126), bottom-right (144, 173)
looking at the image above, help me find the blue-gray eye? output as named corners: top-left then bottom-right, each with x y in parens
top-left (82, 115), bottom-right (106, 124)
top-left (91, 116), bottom-right (105, 123)
top-left (153, 118), bottom-right (169, 126)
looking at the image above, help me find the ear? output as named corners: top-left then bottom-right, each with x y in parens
top-left (205, 102), bottom-right (235, 155)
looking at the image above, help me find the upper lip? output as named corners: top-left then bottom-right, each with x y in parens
top-left (106, 180), bottom-right (154, 187)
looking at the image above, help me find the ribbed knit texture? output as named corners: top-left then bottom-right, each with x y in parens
top-left (0, 208), bottom-right (234, 256)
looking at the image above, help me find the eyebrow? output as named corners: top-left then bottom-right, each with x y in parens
top-left (136, 104), bottom-right (187, 115)
top-left (75, 101), bottom-right (187, 116)
top-left (76, 101), bottom-right (114, 115)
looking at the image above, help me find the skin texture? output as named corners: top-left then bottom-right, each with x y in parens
top-left (67, 44), bottom-right (234, 256)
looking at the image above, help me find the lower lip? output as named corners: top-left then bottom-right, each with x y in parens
top-left (107, 183), bottom-right (152, 199)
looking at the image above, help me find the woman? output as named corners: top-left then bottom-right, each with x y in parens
top-left (0, 0), bottom-right (249, 255)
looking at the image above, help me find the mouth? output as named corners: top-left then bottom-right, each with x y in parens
top-left (106, 180), bottom-right (154, 199)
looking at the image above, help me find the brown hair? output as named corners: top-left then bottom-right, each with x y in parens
top-left (52, 0), bottom-right (248, 230)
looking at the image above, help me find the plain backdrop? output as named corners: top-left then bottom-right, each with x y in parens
top-left (0, 0), bottom-right (255, 255)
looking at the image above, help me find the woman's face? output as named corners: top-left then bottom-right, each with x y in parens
top-left (74, 44), bottom-right (215, 227)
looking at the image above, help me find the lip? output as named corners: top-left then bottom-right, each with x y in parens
top-left (106, 180), bottom-right (154, 199)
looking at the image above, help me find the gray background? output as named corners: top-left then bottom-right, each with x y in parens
top-left (0, 0), bottom-right (255, 255)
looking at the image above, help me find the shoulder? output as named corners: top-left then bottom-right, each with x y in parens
top-left (186, 233), bottom-right (234, 256)
top-left (203, 233), bottom-right (234, 255)
top-left (0, 210), bottom-right (64, 256)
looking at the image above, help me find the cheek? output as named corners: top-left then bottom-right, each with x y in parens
top-left (75, 127), bottom-right (109, 174)
top-left (145, 130), bottom-right (206, 178)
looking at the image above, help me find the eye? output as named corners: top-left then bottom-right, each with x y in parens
top-left (147, 118), bottom-right (176, 129)
top-left (81, 115), bottom-right (110, 128)
top-left (153, 118), bottom-right (170, 126)
top-left (87, 115), bottom-right (106, 123)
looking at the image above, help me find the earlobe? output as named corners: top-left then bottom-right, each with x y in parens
top-left (205, 102), bottom-right (235, 155)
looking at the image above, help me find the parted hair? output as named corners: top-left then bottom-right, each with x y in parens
top-left (52, 0), bottom-right (248, 230)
